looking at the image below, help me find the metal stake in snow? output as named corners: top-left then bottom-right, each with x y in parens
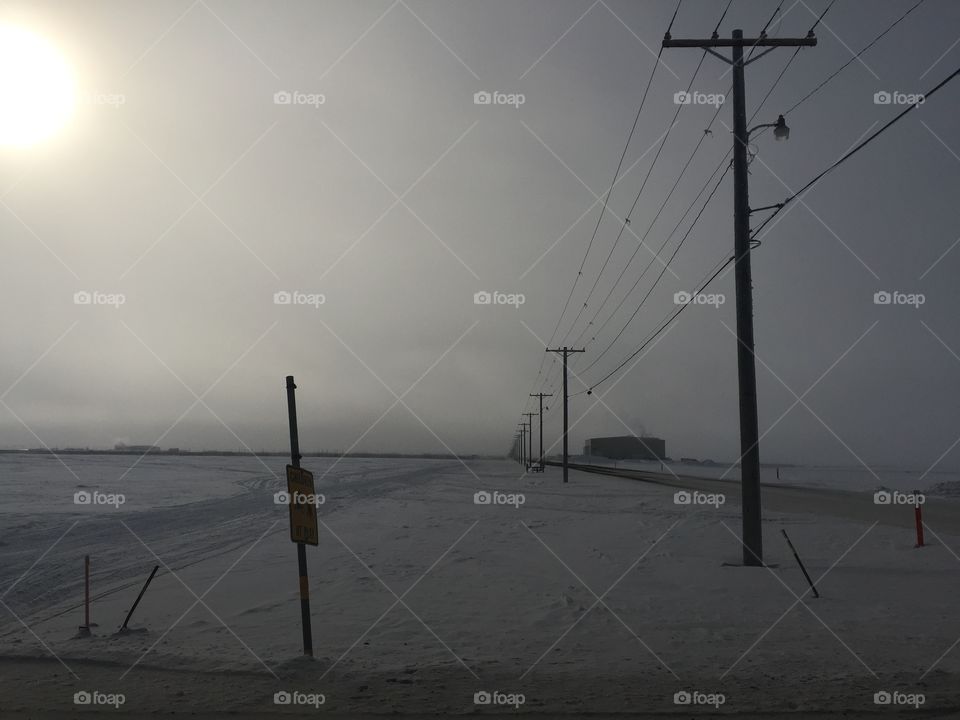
top-left (286, 375), bottom-right (314, 657)
top-left (78, 554), bottom-right (91, 636)
top-left (120, 565), bottom-right (159, 631)
top-left (914, 490), bottom-right (925, 548)
top-left (781, 529), bottom-right (819, 599)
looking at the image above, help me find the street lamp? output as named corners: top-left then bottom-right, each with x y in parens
top-left (749, 114), bottom-right (790, 141)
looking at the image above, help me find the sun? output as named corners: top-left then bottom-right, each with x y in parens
top-left (0, 25), bottom-right (75, 148)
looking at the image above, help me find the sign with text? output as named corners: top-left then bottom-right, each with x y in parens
top-left (285, 465), bottom-right (318, 546)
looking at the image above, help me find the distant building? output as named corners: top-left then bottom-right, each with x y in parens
top-left (583, 436), bottom-right (666, 461)
top-left (115, 443), bottom-right (162, 454)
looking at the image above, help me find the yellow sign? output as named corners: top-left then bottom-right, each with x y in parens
top-left (285, 465), bottom-right (318, 546)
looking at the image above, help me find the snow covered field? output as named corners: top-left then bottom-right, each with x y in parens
top-left (1, 454), bottom-right (959, 717)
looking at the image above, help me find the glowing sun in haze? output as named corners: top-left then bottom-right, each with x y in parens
top-left (0, 25), bottom-right (75, 148)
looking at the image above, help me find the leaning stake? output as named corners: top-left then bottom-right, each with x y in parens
top-left (120, 564), bottom-right (159, 631)
top-left (781, 529), bottom-right (819, 599)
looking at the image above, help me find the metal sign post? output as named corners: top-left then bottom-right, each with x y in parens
top-left (285, 375), bottom-right (314, 657)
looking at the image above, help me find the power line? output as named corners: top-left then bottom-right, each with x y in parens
top-left (583, 62), bottom-right (960, 396)
top-left (558, 0), bottom-right (750, 349)
top-left (540, 0), bottom-right (682, 361)
top-left (522, 1), bottom-right (684, 414)
top-left (783, 0), bottom-right (927, 118)
top-left (753, 63), bottom-right (960, 241)
top-left (572, 2), bottom-right (832, 376)
top-left (562, 2), bottom-right (790, 355)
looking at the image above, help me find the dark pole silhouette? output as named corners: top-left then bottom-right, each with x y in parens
top-left (546, 347), bottom-right (584, 483)
top-left (530, 393), bottom-right (552, 470)
top-left (663, 28), bottom-right (816, 566)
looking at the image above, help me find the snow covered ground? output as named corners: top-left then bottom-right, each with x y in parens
top-left (1, 454), bottom-right (959, 717)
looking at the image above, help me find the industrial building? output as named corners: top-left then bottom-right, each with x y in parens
top-left (583, 436), bottom-right (666, 461)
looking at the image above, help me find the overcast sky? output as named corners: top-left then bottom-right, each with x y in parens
top-left (1, 0), bottom-right (959, 469)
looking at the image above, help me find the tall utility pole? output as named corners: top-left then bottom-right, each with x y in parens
top-left (545, 347), bottom-right (585, 483)
top-left (530, 393), bottom-right (552, 471)
top-left (519, 424), bottom-right (526, 466)
top-left (522, 412), bottom-right (536, 470)
top-left (663, 28), bottom-right (816, 566)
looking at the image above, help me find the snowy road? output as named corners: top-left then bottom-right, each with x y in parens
top-left (550, 460), bottom-right (960, 533)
